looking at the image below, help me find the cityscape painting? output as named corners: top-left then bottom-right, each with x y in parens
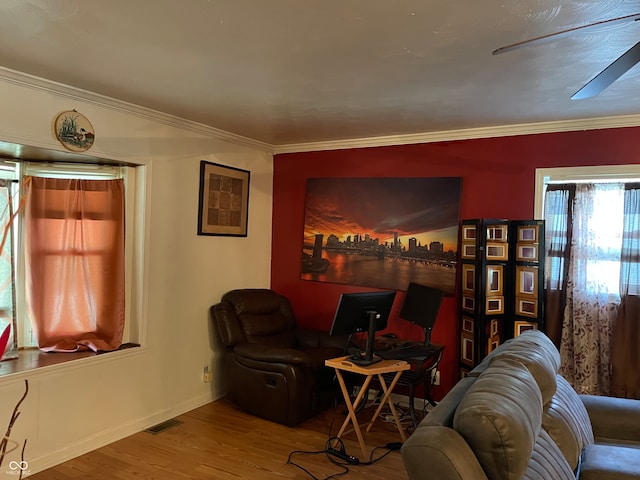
top-left (301, 177), bottom-right (462, 294)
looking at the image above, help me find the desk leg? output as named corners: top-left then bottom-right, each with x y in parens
top-left (334, 369), bottom-right (372, 457)
top-left (365, 371), bottom-right (407, 442)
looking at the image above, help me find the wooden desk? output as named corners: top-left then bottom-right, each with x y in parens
top-left (325, 355), bottom-right (410, 457)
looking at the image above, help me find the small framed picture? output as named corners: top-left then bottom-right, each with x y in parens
top-left (488, 337), bottom-right (500, 354)
top-left (486, 265), bottom-right (503, 296)
top-left (485, 296), bottom-right (504, 314)
top-left (514, 320), bottom-right (538, 337)
top-left (516, 266), bottom-right (538, 297)
top-left (462, 295), bottom-right (475, 312)
top-left (462, 316), bottom-right (474, 334)
top-left (490, 318), bottom-right (499, 337)
top-left (462, 264), bottom-right (475, 293)
top-left (516, 244), bottom-right (538, 262)
top-left (487, 318), bottom-right (501, 354)
top-left (518, 225), bottom-right (539, 243)
top-left (516, 297), bottom-right (538, 317)
top-left (462, 225), bottom-right (476, 241)
top-left (461, 243), bottom-right (476, 259)
top-left (461, 332), bottom-right (475, 366)
top-left (487, 224), bottom-right (508, 242)
top-left (486, 242), bottom-right (508, 260)
top-left (197, 161), bottom-right (250, 237)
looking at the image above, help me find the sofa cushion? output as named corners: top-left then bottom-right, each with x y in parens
top-left (522, 428), bottom-right (576, 480)
top-left (543, 375), bottom-right (595, 470)
top-left (402, 426), bottom-right (489, 480)
top-left (489, 330), bottom-right (559, 404)
top-left (453, 358), bottom-right (543, 480)
top-left (579, 444), bottom-right (640, 480)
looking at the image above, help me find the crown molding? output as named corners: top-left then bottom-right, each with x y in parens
top-left (0, 66), bottom-right (274, 155)
top-left (273, 115), bottom-right (640, 154)
top-left (4, 66), bottom-right (640, 157)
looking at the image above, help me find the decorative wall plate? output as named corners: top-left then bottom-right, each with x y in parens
top-left (54, 110), bottom-right (95, 152)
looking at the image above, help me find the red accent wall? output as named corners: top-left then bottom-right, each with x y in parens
top-left (271, 127), bottom-right (640, 397)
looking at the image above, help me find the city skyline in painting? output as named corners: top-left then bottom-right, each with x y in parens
top-left (303, 177), bottom-right (462, 250)
top-left (301, 177), bottom-right (463, 294)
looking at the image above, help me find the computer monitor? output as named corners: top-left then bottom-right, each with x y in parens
top-left (399, 282), bottom-right (444, 344)
top-left (329, 290), bottom-right (396, 366)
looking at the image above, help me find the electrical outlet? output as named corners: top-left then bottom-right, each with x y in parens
top-left (432, 370), bottom-right (440, 386)
top-left (202, 365), bottom-right (212, 383)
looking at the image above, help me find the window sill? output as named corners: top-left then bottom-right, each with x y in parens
top-left (0, 344), bottom-right (142, 382)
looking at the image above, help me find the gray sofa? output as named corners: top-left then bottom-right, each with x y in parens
top-left (401, 330), bottom-right (640, 479)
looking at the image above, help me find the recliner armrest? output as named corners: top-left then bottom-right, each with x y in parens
top-left (580, 394), bottom-right (640, 445)
top-left (234, 342), bottom-right (311, 365)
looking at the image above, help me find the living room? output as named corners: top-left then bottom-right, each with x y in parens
top-left (2, 3), bottom-right (640, 478)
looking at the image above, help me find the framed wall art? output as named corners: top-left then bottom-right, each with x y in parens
top-left (486, 224), bottom-right (507, 242)
top-left (516, 297), bottom-right (538, 317)
top-left (462, 295), bottom-right (475, 312)
top-left (485, 296), bottom-right (504, 314)
top-left (462, 316), bottom-right (474, 334)
top-left (486, 265), bottom-right (503, 296)
top-left (518, 225), bottom-right (539, 243)
top-left (462, 225), bottom-right (476, 241)
top-left (486, 242), bottom-right (508, 260)
top-left (486, 318), bottom-right (502, 354)
top-left (516, 266), bottom-right (539, 297)
top-left (514, 320), bottom-right (538, 336)
top-left (54, 110), bottom-right (95, 152)
top-left (197, 161), bottom-right (250, 237)
top-left (461, 243), bottom-right (476, 259)
top-left (462, 264), bottom-right (475, 293)
top-left (300, 177), bottom-right (462, 294)
top-left (461, 333), bottom-right (475, 366)
top-left (516, 244), bottom-right (538, 262)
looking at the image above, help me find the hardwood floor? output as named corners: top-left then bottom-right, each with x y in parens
top-left (30, 398), bottom-right (412, 479)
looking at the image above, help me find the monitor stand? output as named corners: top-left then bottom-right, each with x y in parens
top-left (423, 326), bottom-right (433, 346)
top-left (349, 311), bottom-right (382, 366)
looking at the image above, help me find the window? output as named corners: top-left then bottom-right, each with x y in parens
top-left (537, 165), bottom-right (640, 397)
top-left (0, 160), bottom-right (143, 351)
top-left (535, 165), bottom-right (640, 299)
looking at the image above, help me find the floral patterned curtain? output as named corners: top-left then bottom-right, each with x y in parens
top-left (556, 183), bottom-right (623, 395)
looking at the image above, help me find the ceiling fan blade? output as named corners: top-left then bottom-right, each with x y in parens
top-left (571, 40), bottom-right (640, 99)
top-left (493, 12), bottom-right (640, 55)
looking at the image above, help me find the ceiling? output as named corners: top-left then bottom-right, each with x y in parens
top-left (1, 0), bottom-right (640, 148)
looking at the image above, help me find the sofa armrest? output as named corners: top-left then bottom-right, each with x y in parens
top-left (233, 342), bottom-right (310, 365)
top-left (580, 394), bottom-right (640, 445)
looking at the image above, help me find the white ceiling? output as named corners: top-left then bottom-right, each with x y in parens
top-left (1, 0), bottom-right (640, 148)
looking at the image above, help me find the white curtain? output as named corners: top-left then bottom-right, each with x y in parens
top-left (0, 179), bottom-right (17, 361)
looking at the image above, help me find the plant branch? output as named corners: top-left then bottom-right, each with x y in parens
top-left (0, 379), bottom-right (29, 467)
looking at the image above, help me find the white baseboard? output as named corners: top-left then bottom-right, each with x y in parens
top-left (29, 391), bottom-right (220, 475)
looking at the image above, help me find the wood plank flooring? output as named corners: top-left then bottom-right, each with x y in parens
top-left (29, 397), bottom-right (413, 479)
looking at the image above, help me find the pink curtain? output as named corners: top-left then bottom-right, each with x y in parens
top-left (24, 176), bottom-right (125, 352)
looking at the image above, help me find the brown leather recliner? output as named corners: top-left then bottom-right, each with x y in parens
top-left (211, 288), bottom-right (349, 427)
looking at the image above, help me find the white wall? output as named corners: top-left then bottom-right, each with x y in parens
top-left (0, 69), bottom-right (273, 475)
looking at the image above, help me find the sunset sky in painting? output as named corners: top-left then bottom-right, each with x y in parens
top-left (303, 177), bottom-right (462, 252)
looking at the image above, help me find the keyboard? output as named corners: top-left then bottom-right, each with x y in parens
top-left (376, 344), bottom-right (437, 360)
